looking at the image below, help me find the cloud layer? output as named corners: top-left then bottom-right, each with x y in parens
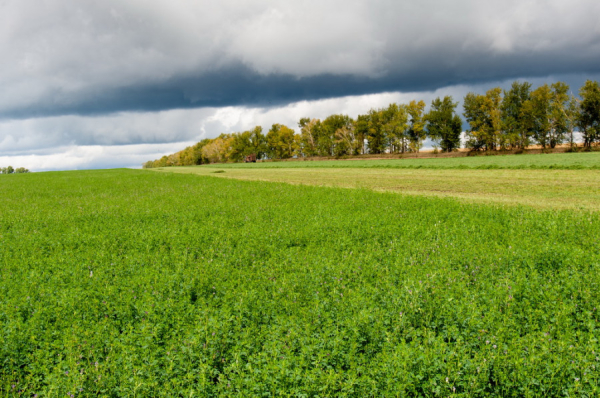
top-left (2, 74), bottom-right (597, 171)
top-left (1, 0), bottom-right (599, 170)
top-left (2, 0), bottom-right (599, 118)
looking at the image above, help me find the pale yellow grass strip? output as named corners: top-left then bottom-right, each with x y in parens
top-left (153, 167), bottom-right (600, 211)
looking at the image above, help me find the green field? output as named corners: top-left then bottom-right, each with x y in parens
top-left (160, 167), bottom-right (600, 212)
top-left (1, 167), bottom-right (600, 396)
top-left (199, 151), bottom-right (600, 170)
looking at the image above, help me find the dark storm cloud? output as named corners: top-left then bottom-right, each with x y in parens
top-left (5, 52), bottom-right (600, 120)
top-left (1, 0), bottom-right (599, 119)
top-left (2, 0), bottom-right (600, 171)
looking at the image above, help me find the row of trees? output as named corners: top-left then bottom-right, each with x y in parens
top-left (464, 80), bottom-right (599, 150)
top-left (143, 80), bottom-right (600, 167)
top-left (0, 166), bottom-right (29, 174)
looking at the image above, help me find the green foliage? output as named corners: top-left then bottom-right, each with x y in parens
top-left (0, 166), bottom-right (29, 174)
top-left (464, 92), bottom-right (493, 151)
top-left (381, 103), bottom-right (409, 154)
top-left (407, 100), bottom-right (427, 153)
top-left (426, 96), bottom-right (462, 152)
top-left (1, 170), bottom-right (600, 396)
top-left (266, 124), bottom-right (299, 159)
top-left (365, 108), bottom-right (386, 154)
top-left (229, 127), bottom-right (267, 162)
top-left (579, 80), bottom-right (600, 148)
top-left (143, 139), bottom-right (213, 168)
top-left (526, 85), bottom-right (554, 149)
top-left (299, 118), bottom-right (322, 157)
top-left (144, 80), bottom-right (599, 166)
top-left (502, 81), bottom-right (533, 149)
top-left (463, 87), bottom-right (503, 151)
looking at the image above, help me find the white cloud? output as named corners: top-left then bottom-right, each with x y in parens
top-left (2, 73), bottom-right (595, 171)
top-left (0, 143), bottom-right (195, 172)
top-left (1, 0), bottom-right (598, 117)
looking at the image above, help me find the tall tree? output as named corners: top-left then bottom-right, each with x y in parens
top-left (523, 84), bottom-right (552, 148)
top-left (245, 126), bottom-right (267, 160)
top-left (548, 82), bottom-right (570, 148)
top-left (321, 115), bottom-right (353, 156)
top-left (501, 81), bottom-right (532, 149)
top-left (365, 109), bottom-right (386, 154)
top-left (463, 88), bottom-right (503, 151)
top-left (229, 131), bottom-right (254, 162)
top-left (299, 118), bottom-right (321, 157)
top-left (381, 103), bottom-right (409, 153)
top-left (354, 115), bottom-right (370, 154)
top-left (406, 100), bottom-right (427, 153)
top-left (266, 124), bottom-right (299, 159)
top-left (578, 80), bottom-right (600, 148)
top-left (564, 95), bottom-right (580, 149)
top-left (201, 134), bottom-right (234, 163)
top-left (463, 92), bottom-right (489, 151)
top-left (334, 119), bottom-right (362, 157)
top-left (426, 96), bottom-right (462, 152)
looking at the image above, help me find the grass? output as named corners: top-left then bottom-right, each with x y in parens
top-left (1, 169), bottom-right (600, 396)
top-left (200, 151), bottom-right (600, 170)
top-left (159, 167), bottom-right (600, 211)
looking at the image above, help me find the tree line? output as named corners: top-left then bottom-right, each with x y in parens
top-left (143, 80), bottom-right (600, 168)
top-left (0, 166), bottom-right (29, 174)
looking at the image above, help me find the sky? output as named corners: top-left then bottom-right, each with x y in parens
top-left (1, 0), bottom-right (599, 171)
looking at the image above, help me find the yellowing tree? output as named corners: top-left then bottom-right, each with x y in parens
top-left (463, 88), bottom-right (502, 151)
top-left (334, 124), bottom-right (360, 156)
top-left (266, 124), bottom-right (299, 159)
top-left (407, 100), bottom-right (427, 153)
top-left (201, 135), bottom-right (234, 163)
top-left (299, 118), bottom-right (321, 157)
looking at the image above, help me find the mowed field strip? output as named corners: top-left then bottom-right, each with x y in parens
top-left (201, 151), bottom-right (600, 170)
top-left (156, 166), bottom-right (600, 211)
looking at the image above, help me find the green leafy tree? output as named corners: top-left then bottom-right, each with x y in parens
top-left (228, 127), bottom-right (266, 162)
top-left (266, 124), bottom-right (299, 159)
top-left (523, 83), bottom-right (569, 149)
top-left (249, 126), bottom-right (267, 160)
top-left (299, 118), bottom-right (322, 157)
top-left (547, 82), bottom-right (570, 149)
top-left (564, 95), bottom-right (580, 149)
top-left (463, 88), bottom-right (503, 151)
top-left (426, 96), bottom-right (462, 152)
top-left (178, 139), bottom-right (210, 165)
top-left (365, 109), bottom-right (386, 154)
top-left (143, 138), bottom-right (213, 168)
top-left (229, 131), bottom-right (254, 162)
top-left (354, 115), bottom-right (370, 154)
top-left (501, 81), bottom-right (532, 149)
top-left (463, 92), bottom-right (489, 151)
top-left (407, 100), bottom-right (427, 153)
top-left (321, 115), bottom-right (352, 156)
top-left (523, 85), bottom-right (553, 149)
top-left (381, 103), bottom-right (409, 153)
top-left (578, 80), bottom-right (600, 148)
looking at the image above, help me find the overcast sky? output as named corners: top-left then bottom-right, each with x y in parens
top-left (1, 0), bottom-right (599, 171)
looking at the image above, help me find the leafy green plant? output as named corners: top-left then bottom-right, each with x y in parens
top-left (0, 169), bottom-right (599, 396)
